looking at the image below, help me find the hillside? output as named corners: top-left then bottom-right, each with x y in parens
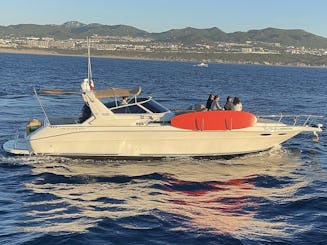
top-left (229, 28), bottom-right (327, 48)
top-left (1, 21), bottom-right (327, 48)
top-left (0, 21), bottom-right (148, 40)
top-left (151, 27), bottom-right (228, 45)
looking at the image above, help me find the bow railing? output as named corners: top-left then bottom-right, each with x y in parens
top-left (257, 114), bottom-right (324, 127)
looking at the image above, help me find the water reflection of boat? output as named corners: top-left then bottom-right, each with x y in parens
top-left (19, 149), bottom-right (315, 237)
top-left (3, 42), bottom-right (323, 158)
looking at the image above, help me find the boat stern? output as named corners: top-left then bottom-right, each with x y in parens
top-left (3, 125), bottom-right (35, 155)
top-left (3, 138), bottom-right (31, 155)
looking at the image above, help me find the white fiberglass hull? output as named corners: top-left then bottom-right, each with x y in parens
top-left (23, 122), bottom-right (315, 157)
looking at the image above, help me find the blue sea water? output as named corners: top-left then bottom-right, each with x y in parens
top-left (0, 53), bottom-right (326, 244)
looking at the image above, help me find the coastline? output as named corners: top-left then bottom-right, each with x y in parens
top-left (1, 47), bottom-right (326, 68)
top-left (0, 48), bottom-right (85, 57)
top-left (0, 47), bottom-right (166, 61)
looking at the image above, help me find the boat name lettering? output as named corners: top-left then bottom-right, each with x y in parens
top-left (136, 122), bottom-right (147, 126)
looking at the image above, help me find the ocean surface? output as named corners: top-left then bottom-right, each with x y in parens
top-left (0, 53), bottom-right (326, 244)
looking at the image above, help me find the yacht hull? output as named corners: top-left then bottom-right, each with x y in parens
top-left (25, 123), bottom-right (306, 157)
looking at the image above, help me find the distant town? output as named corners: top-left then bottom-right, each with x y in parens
top-left (2, 34), bottom-right (327, 55)
top-left (1, 34), bottom-right (327, 67)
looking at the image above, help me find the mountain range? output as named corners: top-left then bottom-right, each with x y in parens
top-left (1, 21), bottom-right (327, 49)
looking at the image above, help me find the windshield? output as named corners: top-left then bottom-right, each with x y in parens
top-left (141, 99), bottom-right (169, 113)
top-left (112, 105), bottom-right (147, 114)
top-left (105, 97), bottom-right (169, 114)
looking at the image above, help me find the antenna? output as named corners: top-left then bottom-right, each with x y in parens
top-left (86, 37), bottom-right (95, 90)
top-left (87, 37), bottom-right (93, 86)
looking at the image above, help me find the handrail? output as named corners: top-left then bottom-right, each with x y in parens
top-left (257, 114), bottom-right (324, 126)
top-left (109, 96), bottom-right (152, 110)
top-left (34, 87), bottom-right (51, 125)
top-left (14, 128), bottom-right (20, 149)
top-left (257, 114), bottom-right (323, 118)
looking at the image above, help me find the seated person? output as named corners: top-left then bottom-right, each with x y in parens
top-left (232, 97), bottom-right (243, 111)
top-left (210, 95), bottom-right (223, 111)
top-left (224, 96), bottom-right (233, 110)
top-left (120, 96), bottom-right (128, 105)
top-left (206, 94), bottom-right (214, 110)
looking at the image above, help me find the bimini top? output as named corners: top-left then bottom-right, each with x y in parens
top-left (39, 86), bottom-right (142, 99)
top-left (94, 86), bottom-right (142, 99)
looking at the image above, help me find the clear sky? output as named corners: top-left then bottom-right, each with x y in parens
top-left (1, 0), bottom-right (326, 38)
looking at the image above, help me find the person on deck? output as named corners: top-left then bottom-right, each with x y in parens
top-left (210, 95), bottom-right (223, 111)
top-left (205, 94), bottom-right (214, 111)
top-left (232, 97), bottom-right (243, 111)
top-left (224, 96), bottom-right (233, 110)
top-left (120, 96), bottom-right (129, 105)
top-left (78, 103), bottom-right (91, 123)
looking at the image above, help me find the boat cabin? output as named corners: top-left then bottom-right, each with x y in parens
top-left (43, 86), bottom-right (174, 126)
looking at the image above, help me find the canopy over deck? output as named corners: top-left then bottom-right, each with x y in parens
top-left (39, 86), bottom-right (142, 99)
top-left (94, 86), bottom-right (142, 99)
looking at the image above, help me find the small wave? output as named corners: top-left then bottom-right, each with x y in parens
top-left (31, 171), bottom-right (171, 186)
top-left (32, 172), bottom-right (133, 185)
top-left (248, 175), bottom-right (293, 188)
top-left (0, 155), bottom-right (49, 167)
top-left (282, 195), bottom-right (326, 212)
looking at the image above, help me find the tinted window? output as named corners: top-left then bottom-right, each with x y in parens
top-left (112, 105), bottom-right (146, 114)
top-left (142, 100), bottom-right (168, 113)
top-left (104, 101), bottom-right (117, 108)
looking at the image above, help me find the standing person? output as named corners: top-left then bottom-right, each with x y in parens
top-left (205, 94), bottom-right (214, 111)
top-left (224, 96), bottom-right (233, 110)
top-left (210, 95), bottom-right (223, 111)
top-left (232, 97), bottom-right (243, 111)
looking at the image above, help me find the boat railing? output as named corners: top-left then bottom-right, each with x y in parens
top-left (34, 87), bottom-right (51, 125)
top-left (13, 127), bottom-right (26, 149)
top-left (257, 114), bottom-right (324, 127)
top-left (14, 128), bottom-right (20, 148)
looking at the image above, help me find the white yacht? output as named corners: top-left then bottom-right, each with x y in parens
top-left (3, 45), bottom-right (323, 158)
